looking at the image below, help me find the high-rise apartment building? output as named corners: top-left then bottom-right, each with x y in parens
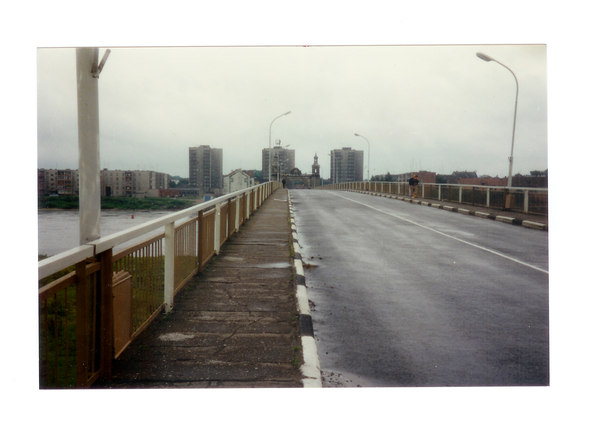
top-left (189, 145), bottom-right (223, 193)
top-left (262, 145), bottom-right (295, 182)
top-left (330, 147), bottom-right (364, 183)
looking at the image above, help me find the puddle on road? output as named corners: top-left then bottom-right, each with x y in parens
top-left (158, 333), bottom-right (196, 341)
top-left (222, 257), bottom-right (290, 269)
top-left (251, 262), bottom-right (291, 269)
top-left (221, 257), bottom-right (290, 269)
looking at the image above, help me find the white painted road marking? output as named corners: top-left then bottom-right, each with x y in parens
top-left (335, 193), bottom-right (549, 274)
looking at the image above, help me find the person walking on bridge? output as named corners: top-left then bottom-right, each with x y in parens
top-left (409, 174), bottom-right (419, 198)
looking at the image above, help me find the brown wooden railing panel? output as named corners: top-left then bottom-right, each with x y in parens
top-left (39, 260), bottom-right (102, 388)
top-left (220, 202), bottom-right (228, 247)
top-left (175, 216), bottom-right (198, 295)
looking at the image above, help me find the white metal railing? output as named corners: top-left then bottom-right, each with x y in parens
top-left (317, 181), bottom-right (548, 215)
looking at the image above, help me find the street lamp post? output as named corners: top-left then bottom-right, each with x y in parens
top-left (268, 111), bottom-right (291, 182)
top-left (354, 133), bottom-right (370, 182)
top-left (476, 52), bottom-right (519, 188)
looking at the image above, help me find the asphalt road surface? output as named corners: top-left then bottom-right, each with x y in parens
top-left (290, 189), bottom-right (549, 387)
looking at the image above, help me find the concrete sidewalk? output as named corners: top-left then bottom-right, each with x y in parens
top-left (95, 189), bottom-right (307, 388)
top-left (352, 189), bottom-right (548, 230)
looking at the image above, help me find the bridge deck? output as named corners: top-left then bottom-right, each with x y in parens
top-left (95, 189), bottom-right (303, 388)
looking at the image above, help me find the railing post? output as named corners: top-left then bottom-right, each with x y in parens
top-left (222, 200), bottom-right (226, 241)
top-left (242, 193), bottom-right (247, 223)
top-left (246, 192), bottom-right (250, 220)
top-left (459, 186), bottom-right (463, 204)
top-left (164, 222), bottom-right (175, 313)
top-left (197, 210), bottom-right (204, 271)
top-left (524, 190), bottom-right (529, 213)
top-left (438, 185), bottom-right (441, 200)
top-left (235, 196), bottom-right (240, 232)
top-left (486, 187), bottom-right (490, 208)
top-left (99, 248), bottom-right (114, 381)
top-left (214, 202), bottom-right (221, 255)
top-left (75, 259), bottom-right (89, 387)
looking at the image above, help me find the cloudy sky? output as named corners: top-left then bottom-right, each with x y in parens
top-left (37, 44), bottom-right (547, 180)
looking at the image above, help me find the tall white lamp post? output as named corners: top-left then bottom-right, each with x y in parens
top-left (476, 52), bottom-right (519, 188)
top-left (268, 111), bottom-right (291, 182)
top-left (354, 133), bottom-right (370, 182)
top-left (76, 47), bottom-right (110, 245)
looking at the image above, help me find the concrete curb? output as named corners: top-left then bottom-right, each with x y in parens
top-left (349, 190), bottom-right (548, 231)
top-left (288, 190), bottom-right (322, 388)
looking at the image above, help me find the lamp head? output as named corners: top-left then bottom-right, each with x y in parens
top-left (476, 52), bottom-right (494, 62)
top-left (284, 111), bottom-right (291, 115)
top-left (355, 133), bottom-right (360, 136)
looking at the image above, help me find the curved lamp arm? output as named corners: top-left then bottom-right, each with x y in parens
top-left (476, 53), bottom-right (519, 188)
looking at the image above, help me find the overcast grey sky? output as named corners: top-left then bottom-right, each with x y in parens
top-left (37, 44), bottom-right (547, 179)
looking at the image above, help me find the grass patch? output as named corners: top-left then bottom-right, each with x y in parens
top-left (292, 345), bottom-right (301, 366)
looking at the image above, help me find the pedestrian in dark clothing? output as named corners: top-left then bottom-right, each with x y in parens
top-left (409, 174), bottom-right (419, 197)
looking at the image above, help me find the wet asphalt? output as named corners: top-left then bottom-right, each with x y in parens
top-left (290, 189), bottom-right (549, 387)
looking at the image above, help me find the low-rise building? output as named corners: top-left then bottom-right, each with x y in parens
top-left (448, 171), bottom-right (478, 184)
top-left (511, 174), bottom-right (548, 188)
top-left (394, 170), bottom-right (437, 184)
top-left (37, 168), bottom-right (170, 197)
top-left (38, 168), bottom-right (79, 196)
top-left (459, 177), bottom-right (508, 186)
top-left (101, 170), bottom-right (170, 197)
top-left (147, 189), bottom-right (180, 198)
top-left (223, 169), bottom-right (254, 194)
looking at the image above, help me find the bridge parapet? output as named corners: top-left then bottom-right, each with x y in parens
top-left (38, 181), bottom-right (281, 388)
top-left (317, 181), bottom-right (548, 216)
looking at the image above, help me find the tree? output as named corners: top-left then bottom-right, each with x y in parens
top-left (384, 172), bottom-right (392, 182)
top-left (530, 169), bottom-right (548, 177)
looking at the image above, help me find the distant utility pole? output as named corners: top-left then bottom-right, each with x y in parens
top-left (76, 47), bottom-right (110, 245)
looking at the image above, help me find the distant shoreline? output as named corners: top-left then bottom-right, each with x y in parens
top-left (38, 196), bottom-right (199, 211)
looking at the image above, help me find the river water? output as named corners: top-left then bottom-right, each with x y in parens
top-left (38, 210), bottom-right (189, 257)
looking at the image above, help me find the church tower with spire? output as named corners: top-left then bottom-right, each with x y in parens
top-left (310, 153), bottom-right (320, 187)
